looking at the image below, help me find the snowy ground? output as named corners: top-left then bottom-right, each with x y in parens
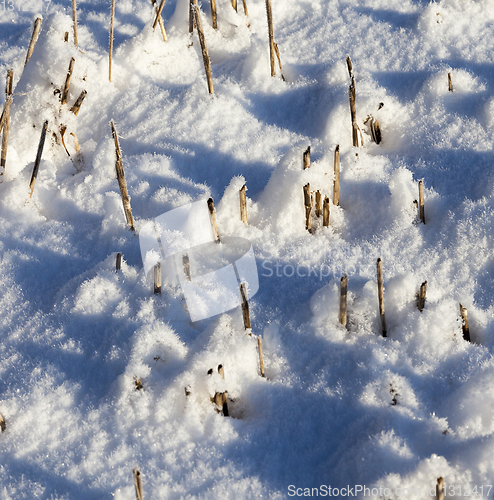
top-left (1, 0), bottom-right (494, 498)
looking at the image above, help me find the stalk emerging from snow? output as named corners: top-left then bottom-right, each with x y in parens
top-left (193, 0), bottom-right (214, 95)
top-left (436, 477), bottom-right (445, 500)
top-left (303, 145), bottom-right (310, 169)
top-left (315, 191), bottom-right (322, 218)
top-left (323, 196), bottom-right (330, 227)
top-left (29, 120), bottom-right (48, 199)
top-left (207, 197), bottom-right (220, 241)
top-left (25, 18), bottom-right (42, 67)
top-left (377, 258), bottom-right (387, 337)
top-left (265, 0), bottom-right (276, 77)
top-left (70, 90), bottom-right (87, 116)
top-left (116, 252), bottom-right (122, 271)
top-left (460, 304), bottom-right (470, 342)
top-left (151, 0), bottom-right (168, 41)
top-left (1, 70), bottom-right (13, 171)
top-left (133, 468), bottom-right (143, 500)
top-left (333, 145), bottom-right (340, 206)
top-left (417, 281), bottom-right (427, 312)
top-left (303, 183), bottom-right (312, 232)
top-left (349, 76), bottom-right (359, 147)
top-left (258, 337), bottom-right (265, 377)
top-left (239, 184), bottom-right (248, 223)
top-left (448, 72), bottom-right (453, 92)
top-left (210, 0), bottom-right (218, 29)
top-left (72, 0), bottom-right (78, 47)
top-left (61, 58), bottom-right (75, 105)
top-left (418, 180), bottom-right (425, 224)
top-left (340, 275), bottom-right (348, 328)
top-left (231, 0), bottom-right (237, 12)
top-left (154, 262), bottom-right (162, 294)
top-left (110, 121), bottom-right (135, 231)
top-left (240, 282), bottom-right (251, 330)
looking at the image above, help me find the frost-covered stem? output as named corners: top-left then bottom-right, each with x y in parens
top-left (323, 196), bottom-right (330, 227)
top-left (340, 275), bottom-right (348, 328)
top-left (207, 197), bottom-right (220, 241)
top-left (70, 90), bottom-right (87, 116)
top-left (72, 0), bottom-right (78, 47)
top-left (25, 18), bottom-right (42, 67)
top-left (265, 0), bottom-right (276, 77)
top-left (418, 180), bottom-right (425, 224)
top-left (133, 468), bottom-right (143, 500)
top-left (109, 0), bottom-right (116, 82)
top-left (152, 0), bottom-right (167, 32)
top-left (346, 56), bottom-right (353, 78)
top-left (210, 0), bottom-right (217, 29)
top-left (61, 58), bottom-right (75, 105)
top-left (151, 0), bottom-right (168, 41)
top-left (29, 120), bottom-right (48, 198)
top-left (231, 0), bottom-right (237, 12)
top-left (417, 280), bottom-right (427, 312)
top-left (349, 76), bottom-right (359, 147)
top-left (315, 191), bottom-right (322, 218)
top-left (333, 145), bottom-right (340, 206)
top-left (1, 70), bottom-right (13, 171)
top-left (377, 258), bottom-right (387, 337)
top-left (274, 42), bottom-right (285, 81)
top-left (460, 304), bottom-right (470, 342)
top-left (154, 262), bottom-right (161, 294)
top-left (303, 183), bottom-right (311, 232)
top-left (436, 477), bottom-right (445, 500)
top-left (258, 337), bottom-right (265, 377)
top-left (116, 252), bottom-right (122, 271)
top-left (111, 121), bottom-right (135, 231)
top-left (303, 145), bottom-right (310, 169)
top-left (448, 72), bottom-right (453, 92)
top-left (239, 184), bottom-right (248, 223)
top-left (240, 282), bottom-right (251, 330)
top-left (183, 254), bottom-right (191, 281)
top-left (193, 1), bottom-right (214, 94)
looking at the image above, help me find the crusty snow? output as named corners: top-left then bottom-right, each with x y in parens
top-left (1, 0), bottom-right (494, 498)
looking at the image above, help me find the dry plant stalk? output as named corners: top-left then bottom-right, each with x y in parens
top-left (460, 304), bottom-right (470, 342)
top-left (133, 468), bottom-right (143, 500)
top-left (207, 197), bottom-right (220, 242)
top-left (193, 0), bottom-right (214, 94)
top-left (116, 252), bottom-right (122, 271)
top-left (274, 43), bottom-right (285, 81)
top-left (349, 76), bottom-right (359, 147)
top-left (189, 0), bottom-right (194, 34)
top-left (61, 58), bottom-right (75, 105)
top-left (154, 262), bottom-right (162, 294)
top-left (111, 121), bottom-right (135, 231)
top-left (0, 412), bottom-right (5, 432)
top-left (25, 18), bottom-right (42, 67)
top-left (240, 282), bottom-right (251, 330)
top-left (333, 145), bottom-right (340, 206)
top-left (218, 364), bottom-right (224, 379)
top-left (231, 0), bottom-right (237, 11)
top-left (152, 0), bottom-right (167, 34)
top-left (210, 0), bottom-right (218, 29)
top-left (303, 183), bottom-right (312, 232)
top-left (303, 145), bottom-right (310, 169)
top-left (340, 275), bottom-right (348, 328)
top-left (448, 72), bottom-right (453, 92)
top-left (258, 337), bottom-right (265, 377)
top-left (436, 477), bottom-right (445, 500)
top-left (29, 120), bottom-right (48, 198)
top-left (265, 0), bottom-right (276, 77)
top-left (1, 70), bottom-right (13, 171)
top-left (239, 184), bottom-right (248, 223)
top-left (212, 391), bottom-right (229, 416)
top-left (323, 196), bottom-right (330, 226)
top-left (418, 180), bottom-right (425, 224)
top-left (346, 55), bottom-right (353, 78)
top-left (70, 90), bottom-right (87, 116)
top-left (315, 191), bottom-right (322, 217)
top-left (151, 0), bottom-right (168, 41)
top-left (72, 0), bottom-right (78, 47)
top-left (377, 258), bottom-right (387, 337)
top-left (109, 0), bottom-right (116, 82)
top-left (417, 280), bottom-right (427, 312)
top-left (242, 0), bottom-right (249, 20)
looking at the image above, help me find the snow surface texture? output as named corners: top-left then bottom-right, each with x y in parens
top-left (1, 0), bottom-right (494, 498)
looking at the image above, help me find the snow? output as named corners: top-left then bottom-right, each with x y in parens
top-left (1, 0), bottom-right (494, 497)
